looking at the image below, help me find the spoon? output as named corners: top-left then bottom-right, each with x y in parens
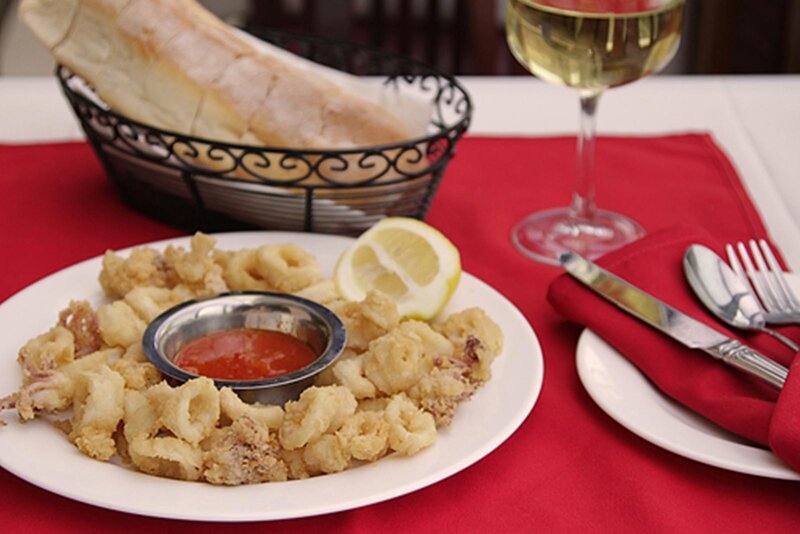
top-left (683, 244), bottom-right (799, 351)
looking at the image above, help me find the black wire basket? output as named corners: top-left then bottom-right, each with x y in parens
top-left (57, 30), bottom-right (472, 235)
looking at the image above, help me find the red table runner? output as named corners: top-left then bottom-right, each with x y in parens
top-left (2, 135), bottom-right (799, 531)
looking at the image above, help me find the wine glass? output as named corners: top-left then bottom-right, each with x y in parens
top-left (505, 0), bottom-right (685, 264)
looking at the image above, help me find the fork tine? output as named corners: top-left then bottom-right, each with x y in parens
top-left (725, 244), bottom-right (750, 285)
top-left (756, 240), bottom-right (790, 312)
top-left (726, 243), bottom-right (765, 309)
top-left (737, 241), bottom-right (779, 313)
top-left (748, 239), bottom-right (784, 312)
top-left (759, 239), bottom-right (800, 311)
top-left (726, 243), bottom-right (750, 284)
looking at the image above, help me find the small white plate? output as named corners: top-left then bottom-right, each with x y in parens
top-left (0, 232), bottom-right (544, 521)
top-left (577, 328), bottom-right (799, 480)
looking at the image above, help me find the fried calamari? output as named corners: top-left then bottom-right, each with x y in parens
top-left (0, 232), bottom-right (504, 485)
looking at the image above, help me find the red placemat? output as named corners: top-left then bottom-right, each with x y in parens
top-left (1, 135), bottom-right (799, 532)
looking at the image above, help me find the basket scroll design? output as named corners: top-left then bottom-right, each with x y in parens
top-left (57, 30), bottom-right (472, 235)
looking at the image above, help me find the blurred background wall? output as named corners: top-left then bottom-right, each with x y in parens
top-left (1, 0), bottom-right (798, 77)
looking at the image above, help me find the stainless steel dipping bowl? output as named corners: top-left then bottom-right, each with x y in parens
top-left (142, 291), bottom-right (346, 405)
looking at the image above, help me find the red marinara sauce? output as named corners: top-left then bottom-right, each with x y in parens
top-left (174, 328), bottom-right (317, 381)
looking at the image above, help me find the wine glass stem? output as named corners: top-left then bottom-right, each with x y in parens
top-left (570, 90), bottom-right (602, 223)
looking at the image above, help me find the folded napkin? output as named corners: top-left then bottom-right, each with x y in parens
top-left (547, 225), bottom-right (800, 471)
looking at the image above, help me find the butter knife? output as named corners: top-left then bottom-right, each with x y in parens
top-left (560, 251), bottom-right (788, 389)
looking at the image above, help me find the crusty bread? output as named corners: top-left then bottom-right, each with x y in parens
top-left (20, 0), bottom-right (416, 152)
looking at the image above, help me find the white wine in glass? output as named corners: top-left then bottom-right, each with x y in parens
top-left (506, 0), bottom-right (685, 264)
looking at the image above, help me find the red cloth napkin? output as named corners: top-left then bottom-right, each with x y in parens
top-left (548, 225), bottom-right (800, 468)
top-left (4, 135), bottom-right (800, 532)
top-left (770, 356), bottom-right (800, 467)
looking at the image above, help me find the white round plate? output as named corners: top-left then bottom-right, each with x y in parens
top-left (577, 329), bottom-right (799, 480)
top-left (0, 232), bottom-right (544, 521)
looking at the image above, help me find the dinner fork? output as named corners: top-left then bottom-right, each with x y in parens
top-left (726, 240), bottom-right (800, 325)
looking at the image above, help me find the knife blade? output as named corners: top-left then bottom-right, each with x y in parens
top-left (560, 251), bottom-right (788, 389)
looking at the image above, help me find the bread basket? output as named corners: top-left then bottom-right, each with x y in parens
top-left (58, 30), bottom-right (472, 235)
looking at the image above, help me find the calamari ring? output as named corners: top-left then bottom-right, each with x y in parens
top-left (160, 377), bottom-right (220, 445)
top-left (129, 436), bottom-right (203, 481)
top-left (303, 434), bottom-right (351, 474)
top-left (363, 331), bottom-right (424, 395)
top-left (385, 394), bottom-right (437, 455)
top-left (219, 387), bottom-right (284, 429)
top-left (279, 386), bottom-right (357, 450)
top-left (123, 389), bottom-right (161, 443)
top-left (336, 410), bottom-right (389, 462)
top-left (331, 356), bottom-right (376, 400)
top-left (255, 244), bottom-right (322, 293)
top-left (17, 325), bottom-right (75, 378)
top-left (223, 249), bottom-right (272, 291)
top-left (70, 365), bottom-right (125, 461)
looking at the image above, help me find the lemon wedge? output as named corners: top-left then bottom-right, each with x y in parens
top-left (334, 217), bottom-right (461, 320)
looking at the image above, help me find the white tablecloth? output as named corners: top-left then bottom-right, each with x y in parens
top-left (1, 75), bottom-right (798, 268)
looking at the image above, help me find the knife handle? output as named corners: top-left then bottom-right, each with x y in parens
top-left (705, 340), bottom-right (788, 389)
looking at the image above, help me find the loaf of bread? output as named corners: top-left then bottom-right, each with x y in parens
top-left (20, 0), bottom-right (418, 151)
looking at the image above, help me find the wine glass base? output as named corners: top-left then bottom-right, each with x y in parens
top-left (511, 207), bottom-right (645, 266)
